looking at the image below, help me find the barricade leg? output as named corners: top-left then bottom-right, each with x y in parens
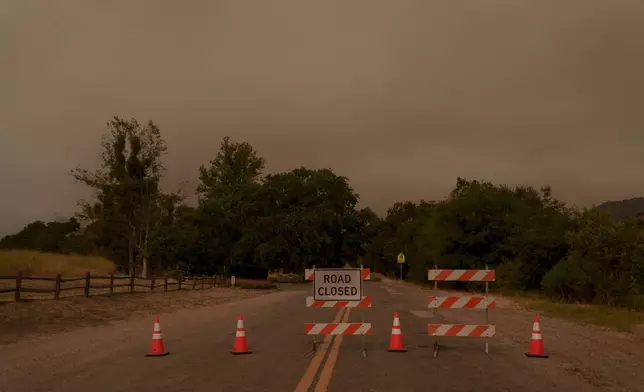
top-left (305, 265), bottom-right (317, 358)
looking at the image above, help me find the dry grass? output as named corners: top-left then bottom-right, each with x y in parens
top-left (0, 286), bottom-right (277, 344)
top-left (0, 250), bottom-right (116, 276)
top-left (518, 297), bottom-right (644, 333)
top-left (268, 272), bottom-right (304, 283)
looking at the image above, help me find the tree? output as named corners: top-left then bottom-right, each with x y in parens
top-left (70, 117), bottom-right (167, 276)
top-left (0, 218), bottom-right (81, 253)
top-left (148, 197), bottom-right (202, 274)
top-left (2, 115), bottom-right (639, 310)
top-left (197, 136), bottom-right (265, 200)
top-left (239, 167), bottom-right (360, 272)
top-left (543, 209), bottom-right (644, 307)
top-left (368, 178), bottom-right (578, 291)
top-left (195, 136), bottom-right (266, 269)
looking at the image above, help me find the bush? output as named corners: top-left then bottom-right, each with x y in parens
top-left (268, 272), bottom-right (304, 283)
top-left (541, 256), bottom-right (594, 303)
top-left (495, 259), bottom-right (525, 292)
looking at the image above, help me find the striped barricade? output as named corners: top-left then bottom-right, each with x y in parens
top-left (305, 267), bottom-right (372, 357)
top-left (306, 296), bottom-right (372, 308)
top-left (305, 267), bottom-right (371, 281)
top-left (428, 269), bottom-right (495, 282)
top-left (428, 324), bottom-right (496, 337)
top-left (428, 296), bottom-right (496, 309)
top-left (305, 322), bottom-right (372, 336)
top-left (427, 267), bottom-right (495, 356)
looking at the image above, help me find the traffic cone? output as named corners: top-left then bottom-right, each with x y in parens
top-left (387, 312), bottom-right (407, 352)
top-left (231, 314), bottom-right (252, 355)
top-left (525, 314), bottom-right (549, 358)
top-left (145, 316), bottom-right (169, 357)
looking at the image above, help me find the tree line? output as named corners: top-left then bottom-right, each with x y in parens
top-left (2, 117), bottom-right (643, 309)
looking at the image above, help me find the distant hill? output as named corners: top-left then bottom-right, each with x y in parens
top-left (596, 197), bottom-right (644, 220)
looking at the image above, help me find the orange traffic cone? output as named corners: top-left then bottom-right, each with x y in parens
top-left (231, 314), bottom-right (252, 355)
top-left (525, 314), bottom-right (549, 358)
top-left (387, 312), bottom-right (407, 352)
top-left (145, 316), bottom-right (169, 357)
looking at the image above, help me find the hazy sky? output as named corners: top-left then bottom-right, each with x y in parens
top-left (2, 0), bottom-right (644, 235)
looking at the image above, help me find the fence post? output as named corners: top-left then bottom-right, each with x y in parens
top-left (130, 275), bottom-right (135, 293)
top-left (15, 271), bottom-right (23, 302)
top-left (178, 275), bottom-right (182, 291)
top-left (109, 274), bottom-right (114, 295)
top-left (54, 273), bottom-right (62, 300)
top-left (150, 276), bottom-right (156, 292)
top-left (84, 272), bottom-right (91, 297)
top-left (192, 277), bottom-right (197, 290)
top-left (201, 277), bottom-right (205, 290)
top-left (164, 276), bottom-right (168, 292)
top-left (210, 276), bottom-right (214, 288)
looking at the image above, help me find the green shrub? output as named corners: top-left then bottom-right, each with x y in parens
top-left (495, 259), bottom-right (525, 292)
top-left (541, 256), bottom-right (594, 303)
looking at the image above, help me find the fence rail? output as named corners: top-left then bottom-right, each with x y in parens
top-left (0, 271), bottom-right (230, 302)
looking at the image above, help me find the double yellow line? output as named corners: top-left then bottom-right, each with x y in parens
top-left (294, 307), bottom-right (352, 392)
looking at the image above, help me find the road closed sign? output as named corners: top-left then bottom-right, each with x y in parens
top-left (313, 268), bottom-right (362, 301)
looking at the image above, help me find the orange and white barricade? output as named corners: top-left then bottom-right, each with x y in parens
top-left (427, 267), bottom-right (495, 357)
top-left (427, 296), bottom-right (496, 309)
top-left (304, 265), bottom-right (371, 357)
top-left (305, 267), bottom-right (371, 281)
top-left (427, 324), bottom-right (495, 337)
top-left (306, 296), bottom-right (372, 308)
top-left (305, 322), bottom-right (372, 335)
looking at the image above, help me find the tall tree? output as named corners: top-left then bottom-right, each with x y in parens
top-left (70, 117), bottom-right (167, 276)
top-left (197, 136), bottom-right (265, 200)
top-left (196, 136), bottom-right (266, 268)
top-left (246, 167), bottom-right (360, 272)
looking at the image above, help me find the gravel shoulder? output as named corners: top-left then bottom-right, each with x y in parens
top-left (0, 286), bottom-right (276, 345)
top-left (382, 278), bottom-right (644, 392)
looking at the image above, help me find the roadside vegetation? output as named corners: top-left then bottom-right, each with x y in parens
top-left (1, 116), bottom-right (643, 332)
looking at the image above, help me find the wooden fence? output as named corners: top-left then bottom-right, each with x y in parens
top-left (0, 271), bottom-right (230, 302)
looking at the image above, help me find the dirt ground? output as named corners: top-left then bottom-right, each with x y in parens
top-left (0, 286), bottom-right (276, 345)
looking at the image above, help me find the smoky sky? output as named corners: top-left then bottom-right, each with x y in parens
top-left (2, 0), bottom-right (644, 235)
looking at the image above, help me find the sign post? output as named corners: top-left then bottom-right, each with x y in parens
top-left (397, 253), bottom-right (405, 281)
top-left (310, 265), bottom-right (317, 353)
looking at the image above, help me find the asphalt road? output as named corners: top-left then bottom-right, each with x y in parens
top-left (2, 279), bottom-right (644, 392)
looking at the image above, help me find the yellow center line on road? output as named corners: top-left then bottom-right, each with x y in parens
top-left (313, 308), bottom-right (352, 392)
top-left (294, 308), bottom-right (345, 392)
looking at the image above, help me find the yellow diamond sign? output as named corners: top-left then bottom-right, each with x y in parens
top-left (397, 253), bottom-right (405, 264)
